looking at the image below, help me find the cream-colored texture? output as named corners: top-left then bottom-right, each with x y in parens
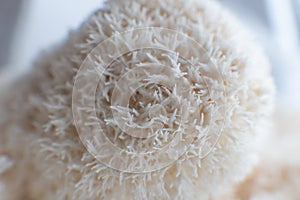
top-left (0, 0), bottom-right (274, 199)
top-left (215, 108), bottom-right (300, 200)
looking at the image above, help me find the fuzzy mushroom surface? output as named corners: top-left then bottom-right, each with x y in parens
top-left (0, 0), bottom-right (274, 199)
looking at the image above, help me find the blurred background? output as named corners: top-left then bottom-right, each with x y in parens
top-left (0, 0), bottom-right (103, 86)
